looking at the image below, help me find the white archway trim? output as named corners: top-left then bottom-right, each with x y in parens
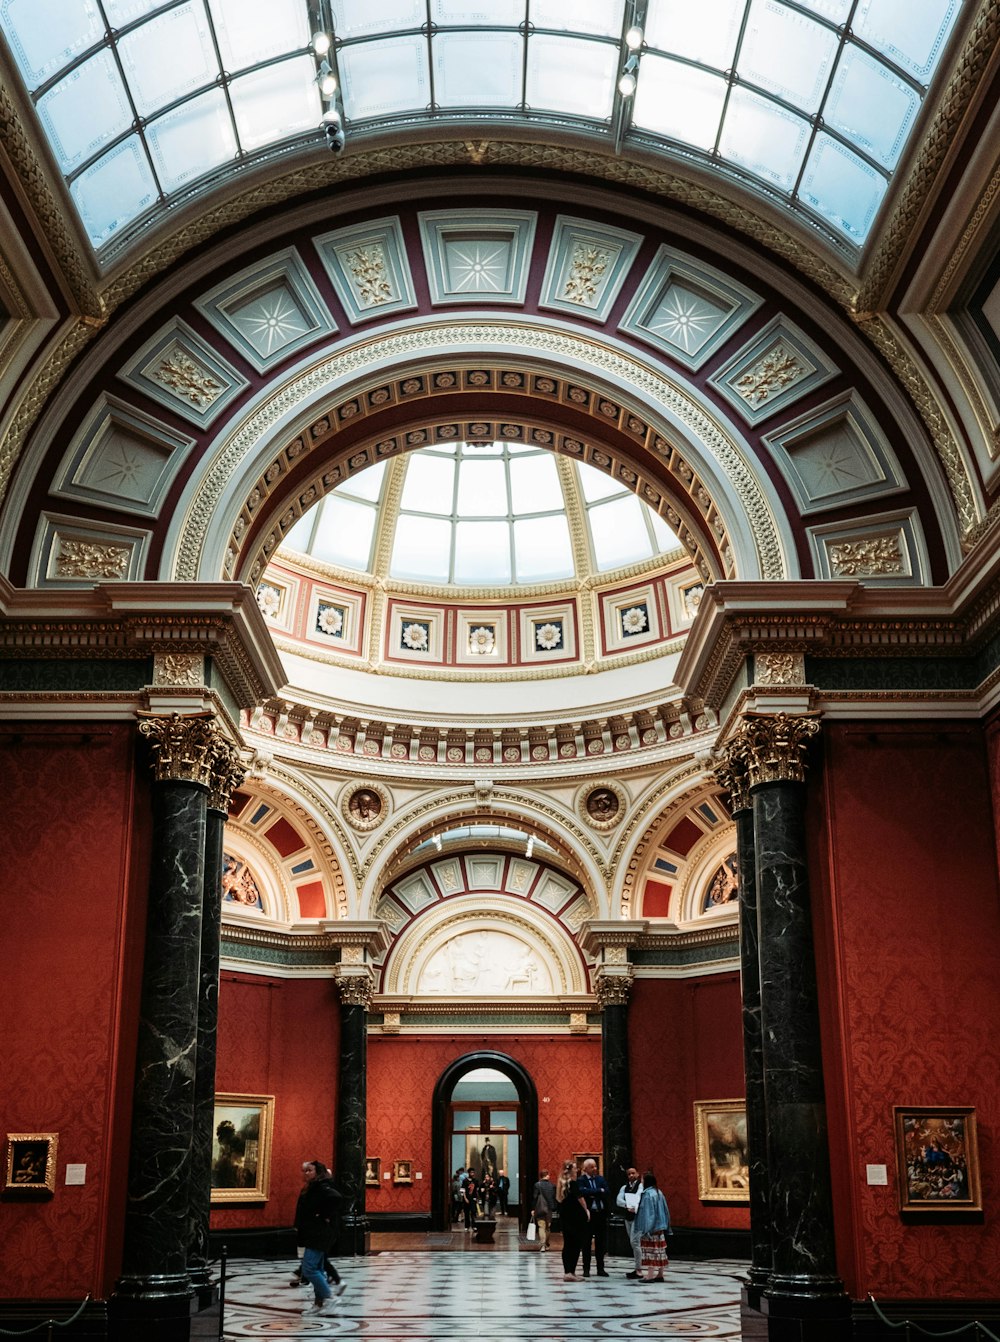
top-left (381, 895), bottom-right (590, 998)
top-left (675, 827), bottom-right (740, 929)
top-left (167, 316), bottom-right (792, 587)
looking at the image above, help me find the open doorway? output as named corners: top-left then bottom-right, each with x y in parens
top-left (431, 1051), bottom-right (538, 1232)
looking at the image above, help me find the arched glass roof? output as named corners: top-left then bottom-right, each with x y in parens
top-left (0, 0), bottom-right (964, 252)
top-left (281, 441), bottom-right (681, 585)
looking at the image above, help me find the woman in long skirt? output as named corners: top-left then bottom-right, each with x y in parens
top-left (634, 1170), bottom-right (671, 1283)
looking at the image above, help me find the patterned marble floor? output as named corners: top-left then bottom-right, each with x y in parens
top-left (219, 1234), bottom-right (746, 1340)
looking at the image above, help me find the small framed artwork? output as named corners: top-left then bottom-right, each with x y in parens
top-left (893, 1106), bottom-right (981, 1213)
top-left (211, 1093), bottom-right (274, 1204)
top-left (365, 1157), bottom-right (381, 1187)
top-left (393, 1159), bottom-right (413, 1185)
top-left (574, 1153), bottom-right (602, 1174)
top-left (694, 1100), bottom-right (749, 1202)
top-left (4, 1133), bottom-right (58, 1194)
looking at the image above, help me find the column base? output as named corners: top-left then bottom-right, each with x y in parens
top-left (741, 1281), bottom-right (850, 1342)
top-left (109, 1282), bottom-right (195, 1342)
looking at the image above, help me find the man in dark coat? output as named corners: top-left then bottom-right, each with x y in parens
top-left (496, 1168), bottom-right (511, 1215)
top-left (578, 1157), bottom-right (611, 1277)
top-left (294, 1160), bottom-right (343, 1316)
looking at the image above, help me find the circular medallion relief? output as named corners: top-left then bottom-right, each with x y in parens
top-left (342, 782), bottom-right (389, 831)
top-left (579, 781), bottom-right (627, 831)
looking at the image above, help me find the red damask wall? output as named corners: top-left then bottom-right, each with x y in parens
top-left (629, 974), bottom-right (749, 1230)
top-left (813, 722), bottom-right (1000, 1299)
top-left (1, 725), bottom-right (148, 1299)
top-left (211, 972), bottom-right (340, 1231)
top-left (366, 1034), bottom-right (601, 1214)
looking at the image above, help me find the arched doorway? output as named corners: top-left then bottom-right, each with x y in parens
top-left (431, 1052), bottom-right (538, 1233)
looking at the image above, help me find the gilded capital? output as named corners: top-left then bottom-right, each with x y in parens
top-left (137, 711), bottom-right (225, 787)
top-left (595, 969), bottom-right (633, 1008)
top-left (336, 971), bottom-right (374, 1010)
top-left (712, 740), bottom-right (752, 813)
top-left (729, 712), bottom-right (821, 788)
top-left (207, 739), bottom-right (247, 812)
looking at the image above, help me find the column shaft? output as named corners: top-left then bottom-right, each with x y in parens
top-left (118, 779), bottom-right (207, 1297)
top-left (602, 1002), bottom-right (632, 1190)
top-left (335, 1001), bottom-right (369, 1254)
top-left (754, 779), bottom-right (841, 1301)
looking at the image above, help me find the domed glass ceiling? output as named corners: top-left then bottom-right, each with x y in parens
top-left (281, 441), bottom-right (681, 586)
top-left (0, 0), bottom-right (963, 251)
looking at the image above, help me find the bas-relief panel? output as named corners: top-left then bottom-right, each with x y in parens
top-left (416, 930), bottom-right (553, 995)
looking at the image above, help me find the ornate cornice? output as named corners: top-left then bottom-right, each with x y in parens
top-left (725, 712), bottom-right (821, 787)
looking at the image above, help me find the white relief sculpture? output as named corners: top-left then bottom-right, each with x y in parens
top-left (416, 930), bottom-right (553, 995)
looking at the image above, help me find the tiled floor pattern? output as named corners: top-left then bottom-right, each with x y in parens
top-left (220, 1234), bottom-right (746, 1339)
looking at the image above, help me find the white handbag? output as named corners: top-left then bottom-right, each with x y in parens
top-left (526, 1220), bottom-right (537, 1241)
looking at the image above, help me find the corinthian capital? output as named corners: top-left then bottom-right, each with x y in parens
top-left (207, 739), bottom-right (247, 812)
top-left (335, 970), bottom-right (374, 1010)
top-left (712, 740), bottom-right (752, 813)
top-left (730, 712), bottom-right (821, 788)
top-left (137, 711), bottom-right (226, 786)
top-left (595, 969), bottom-right (633, 1008)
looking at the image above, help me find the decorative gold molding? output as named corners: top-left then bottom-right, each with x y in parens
top-left (207, 738), bottom-right (247, 813)
top-left (594, 970), bottom-right (633, 1007)
top-left (335, 970), bottom-right (375, 1008)
top-left (712, 742), bottom-right (752, 814)
top-left (726, 712), bottom-right (821, 787)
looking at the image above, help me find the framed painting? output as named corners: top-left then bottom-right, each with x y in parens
top-left (694, 1100), bottom-right (749, 1202)
top-left (574, 1153), bottom-right (602, 1174)
top-left (893, 1107), bottom-right (981, 1212)
top-left (392, 1159), bottom-right (413, 1185)
top-left (4, 1133), bottom-right (58, 1194)
top-left (465, 1134), bottom-right (508, 1181)
top-left (211, 1093), bottom-right (274, 1204)
top-left (365, 1157), bottom-right (381, 1187)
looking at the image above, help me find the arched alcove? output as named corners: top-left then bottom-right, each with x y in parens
top-left (430, 1051), bottom-right (538, 1233)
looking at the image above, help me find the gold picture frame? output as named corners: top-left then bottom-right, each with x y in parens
top-left (574, 1152), bottom-right (602, 1174)
top-left (210, 1093), bottom-right (274, 1204)
top-left (694, 1100), bottom-right (749, 1203)
top-left (392, 1159), bottom-right (412, 1185)
top-left (894, 1106), bottom-right (982, 1213)
top-left (365, 1157), bottom-right (381, 1187)
top-left (4, 1133), bottom-right (58, 1194)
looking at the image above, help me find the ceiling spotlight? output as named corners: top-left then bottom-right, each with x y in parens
top-left (624, 25), bottom-right (643, 50)
top-left (318, 59), bottom-right (337, 97)
top-left (312, 31), bottom-right (331, 55)
top-left (618, 70), bottom-right (637, 97)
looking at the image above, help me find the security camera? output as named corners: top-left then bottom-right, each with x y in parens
top-left (321, 109), bottom-right (345, 154)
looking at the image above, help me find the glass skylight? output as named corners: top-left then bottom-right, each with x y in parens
top-left (0, 0), bottom-right (964, 250)
top-left (280, 442), bottom-right (682, 587)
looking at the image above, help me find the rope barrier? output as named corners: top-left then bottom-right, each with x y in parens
top-left (0, 1295), bottom-right (90, 1338)
top-left (868, 1295), bottom-right (1000, 1341)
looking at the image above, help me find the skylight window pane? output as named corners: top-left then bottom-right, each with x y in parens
top-left (70, 137), bottom-right (158, 246)
top-left (649, 508), bottom-right (681, 552)
top-left (633, 56), bottom-right (727, 152)
top-left (509, 454), bottom-right (562, 513)
top-left (433, 32), bottom-right (522, 107)
top-left (532, 0), bottom-right (625, 36)
top-left (590, 496), bottom-right (654, 570)
top-left (644, 0), bottom-right (744, 69)
top-left (401, 455), bottom-right (456, 514)
top-left (578, 463), bottom-right (623, 502)
top-left (118, 3), bottom-right (217, 117)
top-left (738, 0), bottom-right (840, 115)
top-left (853, 0), bottom-right (960, 84)
top-left (513, 515), bottom-right (574, 581)
top-left (792, 0), bottom-right (853, 21)
top-left (209, 0), bottom-right (308, 71)
top-left (147, 88), bottom-right (236, 193)
top-left (799, 133), bottom-right (888, 241)
top-left (719, 87), bottom-right (810, 191)
top-left (527, 35), bottom-right (617, 119)
top-left (0, 0), bottom-right (104, 90)
top-left (282, 509), bottom-right (316, 552)
top-left (432, 0), bottom-right (525, 23)
top-left (339, 36), bottom-right (430, 119)
top-left (457, 459), bottom-right (508, 516)
top-left (331, 0), bottom-right (425, 38)
top-left (230, 57), bottom-right (321, 152)
top-left (105, 1), bottom-right (171, 25)
top-left (454, 521), bottom-right (511, 583)
top-left (338, 461), bottom-right (387, 502)
top-left (309, 495), bottom-right (377, 570)
top-left (37, 50), bottom-right (132, 174)
top-left (391, 515), bottom-right (452, 581)
top-left (824, 44), bottom-right (920, 169)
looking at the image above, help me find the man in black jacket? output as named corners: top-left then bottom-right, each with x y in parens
top-left (294, 1160), bottom-right (343, 1316)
